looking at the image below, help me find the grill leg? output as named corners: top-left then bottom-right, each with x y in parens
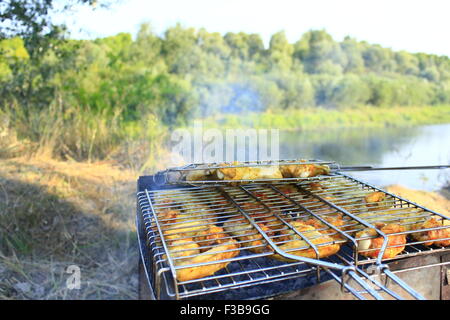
top-left (138, 257), bottom-right (153, 300)
top-left (442, 253), bottom-right (450, 300)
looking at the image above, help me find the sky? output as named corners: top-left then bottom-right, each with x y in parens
top-left (55, 0), bottom-right (450, 57)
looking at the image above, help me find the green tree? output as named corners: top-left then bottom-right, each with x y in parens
top-left (329, 75), bottom-right (371, 108)
top-left (294, 30), bottom-right (345, 75)
top-left (224, 32), bottom-right (264, 61)
top-left (267, 31), bottom-right (294, 71)
top-left (395, 51), bottom-right (419, 75)
top-left (340, 37), bottom-right (365, 73)
top-left (362, 44), bottom-right (396, 73)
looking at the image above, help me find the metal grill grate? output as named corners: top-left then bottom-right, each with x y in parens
top-left (137, 173), bottom-right (450, 300)
top-left (154, 159), bottom-right (337, 186)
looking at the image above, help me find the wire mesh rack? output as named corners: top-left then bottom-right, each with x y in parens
top-left (137, 172), bottom-right (450, 300)
top-left (153, 159), bottom-right (337, 186)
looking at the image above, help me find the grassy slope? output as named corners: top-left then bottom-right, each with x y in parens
top-left (0, 157), bottom-right (138, 299)
top-left (201, 105), bottom-right (450, 130)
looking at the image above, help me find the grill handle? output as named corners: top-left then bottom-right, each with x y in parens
top-left (337, 165), bottom-right (450, 172)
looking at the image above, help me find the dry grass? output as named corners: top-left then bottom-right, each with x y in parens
top-left (386, 184), bottom-right (450, 217)
top-left (0, 156), bottom-right (138, 299)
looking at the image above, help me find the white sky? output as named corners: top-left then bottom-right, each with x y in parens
top-left (55, 0), bottom-right (450, 57)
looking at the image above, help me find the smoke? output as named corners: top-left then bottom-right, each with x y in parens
top-left (170, 120), bottom-right (280, 165)
top-left (220, 83), bottom-right (263, 114)
top-left (196, 80), bottom-right (265, 118)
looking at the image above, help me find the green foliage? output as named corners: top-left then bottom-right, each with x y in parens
top-left (2, 23), bottom-right (450, 161)
top-left (224, 32), bottom-right (264, 61)
top-left (295, 30), bottom-right (345, 75)
top-left (0, 37), bottom-right (29, 79)
top-left (268, 31), bottom-right (294, 71)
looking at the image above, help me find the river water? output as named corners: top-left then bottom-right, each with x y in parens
top-left (176, 122), bottom-right (450, 191)
top-left (279, 123), bottom-right (450, 191)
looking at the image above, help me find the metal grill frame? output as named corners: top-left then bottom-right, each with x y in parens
top-left (137, 173), bottom-right (450, 300)
top-left (154, 159), bottom-right (337, 186)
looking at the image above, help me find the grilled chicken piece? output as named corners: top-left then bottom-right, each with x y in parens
top-left (410, 217), bottom-right (450, 247)
top-left (304, 215), bottom-right (347, 241)
top-left (153, 192), bottom-right (219, 241)
top-left (364, 191), bottom-right (391, 211)
top-left (163, 220), bottom-right (210, 240)
top-left (194, 225), bottom-right (230, 248)
top-left (169, 233), bottom-right (240, 282)
top-left (356, 223), bottom-right (406, 259)
top-left (152, 203), bottom-right (211, 240)
top-left (185, 169), bottom-right (212, 181)
top-left (223, 218), bottom-right (274, 254)
top-left (222, 193), bottom-right (290, 231)
top-left (273, 221), bottom-right (340, 261)
top-left (169, 239), bottom-right (201, 259)
top-left (222, 188), bottom-right (298, 254)
top-left (341, 191), bottom-right (391, 218)
top-left (280, 163), bottom-right (330, 178)
top-left (276, 184), bottom-right (299, 194)
top-left (215, 163), bottom-right (283, 181)
top-left (180, 160), bottom-right (330, 183)
top-left (154, 192), bottom-right (240, 282)
top-left (182, 163), bottom-right (284, 183)
top-left (365, 191), bottom-right (386, 204)
top-left (308, 182), bottom-right (325, 191)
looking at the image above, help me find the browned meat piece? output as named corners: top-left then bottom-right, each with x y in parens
top-left (280, 163), bottom-right (330, 178)
top-left (410, 217), bottom-right (450, 247)
top-left (356, 223), bottom-right (406, 259)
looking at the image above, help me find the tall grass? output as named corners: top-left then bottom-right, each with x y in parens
top-left (0, 99), bottom-right (169, 172)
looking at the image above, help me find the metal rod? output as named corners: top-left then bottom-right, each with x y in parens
top-left (346, 270), bottom-right (385, 300)
top-left (239, 185), bottom-right (322, 262)
top-left (380, 267), bottom-right (426, 300)
top-left (218, 186), bottom-right (349, 271)
top-left (294, 182), bottom-right (390, 266)
top-left (168, 159), bottom-right (335, 171)
top-left (338, 165), bottom-right (450, 172)
top-left (144, 189), bottom-right (181, 299)
top-left (324, 269), bottom-right (367, 300)
top-left (268, 184), bottom-right (358, 253)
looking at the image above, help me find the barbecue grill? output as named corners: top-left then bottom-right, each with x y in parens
top-left (136, 159), bottom-right (450, 300)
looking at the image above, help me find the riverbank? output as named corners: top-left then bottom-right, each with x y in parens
top-left (200, 105), bottom-right (450, 130)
